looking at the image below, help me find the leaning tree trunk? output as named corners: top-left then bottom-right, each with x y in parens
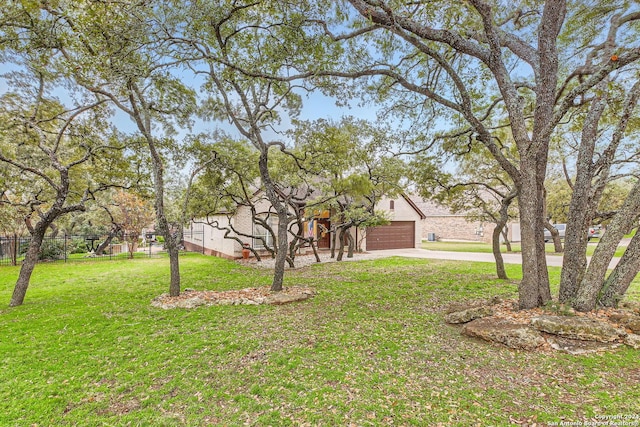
top-left (346, 233), bottom-right (354, 258)
top-left (94, 234), bottom-right (113, 256)
top-left (491, 223), bottom-right (507, 280)
top-left (573, 183), bottom-right (640, 311)
top-left (337, 227), bottom-right (348, 261)
top-left (559, 94), bottom-right (606, 303)
top-left (501, 227), bottom-right (512, 252)
top-left (9, 222), bottom-right (49, 307)
top-left (599, 230), bottom-right (640, 307)
top-left (545, 222), bottom-right (563, 253)
top-left (492, 189), bottom-right (517, 279)
top-left (309, 238), bottom-right (321, 263)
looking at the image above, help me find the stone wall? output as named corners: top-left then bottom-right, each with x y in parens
top-left (421, 215), bottom-right (495, 243)
top-left (411, 196), bottom-right (504, 244)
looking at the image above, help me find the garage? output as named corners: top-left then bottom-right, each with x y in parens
top-left (366, 221), bottom-right (415, 250)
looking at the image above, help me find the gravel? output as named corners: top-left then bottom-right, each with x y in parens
top-left (238, 251), bottom-right (385, 269)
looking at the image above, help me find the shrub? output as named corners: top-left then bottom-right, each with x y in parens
top-left (38, 240), bottom-right (66, 261)
top-left (69, 238), bottom-right (88, 254)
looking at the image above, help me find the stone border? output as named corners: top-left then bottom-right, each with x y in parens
top-left (151, 286), bottom-right (316, 309)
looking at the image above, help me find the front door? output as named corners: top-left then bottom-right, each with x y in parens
top-left (316, 219), bottom-right (331, 249)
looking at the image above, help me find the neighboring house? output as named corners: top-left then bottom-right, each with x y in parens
top-left (182, 193), bottom-right (426, 259)
top-left (410, 196), bottom-right (516, 243)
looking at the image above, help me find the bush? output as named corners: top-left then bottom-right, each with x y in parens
top-left (69, 238), bottom-right (88, 254)
top-left (38, 240), bottom-right (66, 261)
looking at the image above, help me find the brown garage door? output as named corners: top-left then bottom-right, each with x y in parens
top-left (366, 221), bottom-right (415, 250)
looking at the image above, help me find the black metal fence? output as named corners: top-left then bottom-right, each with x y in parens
top-left (0, 233), bottom-right (178, 267)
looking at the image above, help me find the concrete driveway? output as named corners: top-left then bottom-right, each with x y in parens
top-left (368, 248), bottom-right (620, 269)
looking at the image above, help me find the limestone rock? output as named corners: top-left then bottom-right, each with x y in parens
top-left (462, 317), bottom-right (546, 351)
top-left (151, 294), bottom-right (206, 309)
top-left (626, 319), bottom-right (640, 334)
top-left (620, 301), bottom-right (640, 314)
top-left (531, 315), bottom-right (625, 343)
top-left (545, 335), bottom-right (621, 355)
top-left (624, 334), bottom-right (640, 349)
top-left (445, 306), bottom-right (494, 324)
top-left (265, 292), bottom-right (311, 305)
top-left (175, 297), bottom-right (206, 309)
top-left (608, 313), bottom-right (640, 334)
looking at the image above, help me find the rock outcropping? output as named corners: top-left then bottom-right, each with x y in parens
top-left (445, 299), bottom-right (640, 354)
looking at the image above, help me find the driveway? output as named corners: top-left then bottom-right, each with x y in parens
top-left (368, 248), bottom-right (620, 269)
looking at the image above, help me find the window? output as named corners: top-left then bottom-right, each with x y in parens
top-left (390, 200), bottom-right (395, 210)
top-left (252, 216), bottom-right (274, 249)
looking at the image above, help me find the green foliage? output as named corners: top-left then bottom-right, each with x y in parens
top-left (291, 117), bottom-right (407, 220)
top-left (37, 240), bottom-right (66, 261)
top-left (545, 178), bottom-right (573, 223)
top-left (68, 238), bottom-right (88, 255)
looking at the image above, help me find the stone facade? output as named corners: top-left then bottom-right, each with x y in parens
top-left (408, 196), bottom-right (517, 244)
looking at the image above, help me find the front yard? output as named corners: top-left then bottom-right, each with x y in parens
top-left (1, 254), bottom-right (639, 426)
top-left (422, 240), bottom-right (629, 257)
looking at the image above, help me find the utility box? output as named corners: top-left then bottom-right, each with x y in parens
top-left (427, 233), bottom-right (436, 242)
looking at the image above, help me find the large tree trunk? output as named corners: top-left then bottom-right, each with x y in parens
top-left (573, 182), bottom-right (640, 311)
top-left (155, 207), bottom-right (181, 297)
top-left (270, 210), bottom-right (289, 291)
top-left (599, 231), bottom-right (640, 307)
top-left (517, 164), bottom-right (552, 309)
top-left (558, 94), bottom-right (606, 303)
top-left (9, 225), bottom-right (48, 307)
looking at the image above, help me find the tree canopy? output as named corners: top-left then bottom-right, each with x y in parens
top-left (2, 0), bottom-right (640, 310)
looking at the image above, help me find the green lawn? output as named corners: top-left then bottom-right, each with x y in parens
top-left (1, 254), bottom-right (639, 426)
top-left (422, 240), bottom-right (628, 257)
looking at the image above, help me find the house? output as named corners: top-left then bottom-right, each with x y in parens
top-left (409, 196), bottom-right (518, 243)
top-left (182, 192), bottom-right (426, 259)
top-left (361, 195), bottom-right (426, 250)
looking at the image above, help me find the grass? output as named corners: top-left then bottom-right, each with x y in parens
top-left (423, 240), bottom-right (629, 257)
top-left (1, 254), bottom-right (639, 426)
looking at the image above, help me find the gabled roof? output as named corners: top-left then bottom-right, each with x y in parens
top-left (401, 193), bottom-right (427, 219)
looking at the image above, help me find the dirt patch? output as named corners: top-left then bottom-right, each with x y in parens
top-left (152, 286), bottom-right (316, 309)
